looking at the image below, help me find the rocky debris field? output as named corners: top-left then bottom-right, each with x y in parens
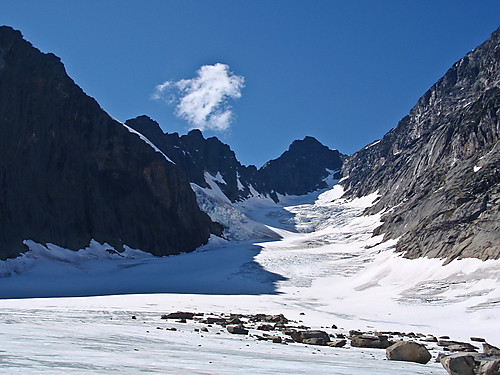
top-left (155, 310), bottom-right (499, 374)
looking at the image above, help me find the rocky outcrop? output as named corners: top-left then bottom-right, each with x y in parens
top-left (0, 26), bottom-right (219, 260)
top-left (341, 27), bottom-right (500, 261)
top-left (126, 116), bottom-right (343, 202)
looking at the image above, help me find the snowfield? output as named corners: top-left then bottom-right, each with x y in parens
top-left (0, 181), bottom-right (499, 374)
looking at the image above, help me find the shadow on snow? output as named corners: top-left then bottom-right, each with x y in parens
top-left (0, 242), bottom-right (287, 299)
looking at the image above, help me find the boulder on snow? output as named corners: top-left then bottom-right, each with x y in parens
top-left (386, 341), bottom-right (431, 364)
top-left (303, 337), bottom-right (328, 346)
top-left (350, 334), bottom-right (392, 349)
top-left (440, 353), bottom-right (478, 375)
top-left (440, 352), bottom-right (500, 375)
top-left (257, 324), bottom-right (274, 331)
top-left (328, 339), bottom-right (347, 348)
top-left (290, 330), bottom-right (330, 344)
top-left (439, 340), bottom-right (479, 352)
top-left (161, 312), bottom-right (195, 320)
top-left (227, 325), bottom-right (248, 335)
top-left (447, 344), bottom-right (479, 353)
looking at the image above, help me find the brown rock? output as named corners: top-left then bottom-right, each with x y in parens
top-left (227, 325), bottom-right (248, 335)
top-left (290, 330), bottom-right (330, 344)
top-left (440, 353), bottom-right (478, 375)
top-left (483, 343), bottom-right (500, 354)
top-left (161, 312), bottom-right (195, 320)
top-left (303, 337), bottom-right (328, 346)
top-left (328, 339), bottom-right (347, 348)
top-left (471, 337), bottom-right (486, 343)
top-left (351, 335), bottom-right (392, 349)
top-left (386, 341), bottom-right (432, 364)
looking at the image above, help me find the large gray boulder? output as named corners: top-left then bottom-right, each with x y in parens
top-left (440, 352), bottom-right (500, 375)
top-left (386, 341), bottom-right (431, 364)
top-left (441, 353), bottom-right (478, 375)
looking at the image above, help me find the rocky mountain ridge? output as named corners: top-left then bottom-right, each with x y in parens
top-left (125, 115), bottom-right (343, 203)
top-left (0, 26), bottom-right (220, 260)
top-left (341, 27), bottom-right (500, 261)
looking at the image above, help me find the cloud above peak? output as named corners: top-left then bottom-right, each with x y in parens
top-left (153, 63), bottom-right (244, 132)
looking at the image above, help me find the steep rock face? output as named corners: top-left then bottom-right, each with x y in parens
top-left (257, 136), bottom-right (342, 197)
top-left (125, 116), bottom-right (259, 202)
top-left (126, 116), bottom-right (343, 202)
top-left (0, 26), bottom-right (219, 260)
top-left (341, 27), bottom-right (500, 261)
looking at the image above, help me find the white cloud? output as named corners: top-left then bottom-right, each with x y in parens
top-left (153, 63), bottom-right (244, 132)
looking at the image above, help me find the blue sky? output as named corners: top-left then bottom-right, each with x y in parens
top-left (2, 1), bottom-right (499, 167)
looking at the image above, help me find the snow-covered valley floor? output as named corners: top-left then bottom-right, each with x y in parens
top-left (1, 185), bottom-right (499, 373)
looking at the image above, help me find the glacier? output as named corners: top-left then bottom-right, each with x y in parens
top-left (0, 179), bottom-right (499, 374)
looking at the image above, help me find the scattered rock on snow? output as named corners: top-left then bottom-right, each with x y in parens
top-left (290, 330), bottom-right (330, 345)
top-left (385, 341), bottom-right (432, 364)
top-left (227, 325), bottom-right (249, 335)
top-left (303, 337), bottom-right (328, 346)
top-left (438, 340), bottom-right (479, 352)
top-left (257, 324), bottom-right (274, 331)
top-left (447, 344), bottom-right (478, 353)
top-left (328, 339), bottom-right (347, 348)
top-left (422, 335), bottom-right (438, 342)
top-left (161, 312), bottom-right (195, 320)
top-left (440, 352), bottom-right (500, 375)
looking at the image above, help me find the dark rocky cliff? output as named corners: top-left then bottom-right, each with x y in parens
top-left (0, 26), bottom-right (219, 260)
top-left (126, 116), bottom-right (343, 203)
top-left (125, 116), bottom-right (259, 202)
top-left (257, 136), bottom-right (343, 197)
top-left (341, 27), bottom-right (500, 262)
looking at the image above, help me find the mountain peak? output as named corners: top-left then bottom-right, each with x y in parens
top-left (0, 25), bottom-right (23, 39)
top-left (288, 136), bottom-right (329, 153)
top-left (186, 128), bottom-right (204, 140)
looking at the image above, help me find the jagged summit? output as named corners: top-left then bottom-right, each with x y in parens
top-left (341, 26), bottom-right (500, 262)
top-left (258, 136), bottom-right (343, 197)
top-left (125, 115), bottom-right (344, 202)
